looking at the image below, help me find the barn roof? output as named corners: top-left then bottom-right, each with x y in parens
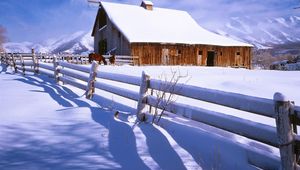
top-left (94, 1), bottom-right (253, 47)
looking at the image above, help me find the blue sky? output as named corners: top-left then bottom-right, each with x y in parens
top-left (0, 0), bottom-right (299, 43)
top-left (0, 0), bottom-right (97, 43)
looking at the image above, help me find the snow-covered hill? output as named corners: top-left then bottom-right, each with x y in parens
top-left (208, 16), bottom-right (300, 49)
top-left (3, 31), bottom-right (93, 54)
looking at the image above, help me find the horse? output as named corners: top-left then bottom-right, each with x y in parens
top-left (88, 53), bottom-right (107, 65)
top-left (109, 54), bottom-right (116, 65)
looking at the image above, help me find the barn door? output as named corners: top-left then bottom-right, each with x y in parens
top-left (207, 51), bottom-right (215, 66)
top-left (235, 51), bottom-right (243, 66)
top-left (98, 39), bottom-right (107, 55)
top-left (197, 50), bottom-right (203, 65)
top-left (162, 48), bottom-right (169, 65)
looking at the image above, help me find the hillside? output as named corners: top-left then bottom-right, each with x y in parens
top-left (211, 16), bottom-right (300, 49)
top-left (3, 31), bottom-right (93, 54)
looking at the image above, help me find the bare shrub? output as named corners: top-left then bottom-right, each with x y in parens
top-left (151, 68), bottom-right (190, 124)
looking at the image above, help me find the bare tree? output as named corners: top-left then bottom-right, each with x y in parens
top-left (0, 25), bottom-right (7, 52)
top-left (151, 69), bottom-right (190, 124)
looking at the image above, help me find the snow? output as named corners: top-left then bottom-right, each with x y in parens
top-left (3, 42), bottom-right (34, 53)
top-left (261, 29), bottom-right (282, 43)
top-left (295, 16), bottom-right (300, 21)
top-left (1, 64), bottom-right (300, 169)
top-left (275, 17), bottom-right (289, 27)
top-left (3, 31), bottom-right (94, 54)
top-left (211, 15), bottom-right (300, 49)
top-left (273, 92), bottom-right (288, 102)
top-left (226, 18), bottom-right (252, 35)
top-left (100, 1), bottom-right (252, 47)
top-left (142, 0), bottom-right (153, 5)
top-left (97, 66), bottom-right (300, 104)
top-left (80, 31), bottom-right (94, 52)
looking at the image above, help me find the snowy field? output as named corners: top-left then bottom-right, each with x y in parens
top-left (0, 64), bottom-right (299, 169)
top-left (97, 65), bottom-right (300, 127)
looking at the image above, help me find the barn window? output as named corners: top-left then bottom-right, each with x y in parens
top-left (177, 50), bottom-right (181, 55)
top-left (98, 39), bottom-right (107, 54)
top-left (236, 52), bottom-right (241, 55)
top-left (198, 50), bottom-right (203, 55)
top-left (118, 31), bottom-right (121, 38)
top-left (98, 10), bottom-right (107, 29)
top-left (162, 48), bottom-right (169, 65)
top-left (220, 52), bottom-right (223, 56)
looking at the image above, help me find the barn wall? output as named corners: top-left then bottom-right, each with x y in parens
top-left (106, 20), bottom-right (130, 55)
top-left (93, 9), bottom-right (106, 54)
top-left (93, 9), bottom-right (131, 55)
top-left (130, 43), bottom-right (252, 68)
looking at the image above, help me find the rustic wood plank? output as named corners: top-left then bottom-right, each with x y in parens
top-left (274, 92), bottom-right (296, 169)
top-left (86, 61), bottom-right (99, 99)
top-left (136, 71), bottom-right (150, 121)
top-left (130, 43), bottom-right (251, 68)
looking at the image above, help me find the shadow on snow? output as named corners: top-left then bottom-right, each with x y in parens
top-left (0, 72), bottom-right (189, 169)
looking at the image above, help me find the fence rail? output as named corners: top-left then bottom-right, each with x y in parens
top-left (102, 55), bottom-right (140, 65)
top-left (1, 52), bottom-right (140, 66)
top-left (1, 53), bottom-right (300, 169)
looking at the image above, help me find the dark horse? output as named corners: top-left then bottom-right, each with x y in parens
top-left (88, 53), bottom-right (107, 65)
top-left (109, 54), bottom-right (116, 65)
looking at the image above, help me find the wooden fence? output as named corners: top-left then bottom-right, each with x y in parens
top-left (102, 55), bottom-right (140, 65)
top-left (0, 53), bottom-right (140, 66)
top-left (1, 53), bottom-right (300, 169)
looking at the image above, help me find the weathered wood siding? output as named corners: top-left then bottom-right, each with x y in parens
top-left (130, 43), bottom-right (252, 68)
top-left (94, 9), bottom-right (130, 55)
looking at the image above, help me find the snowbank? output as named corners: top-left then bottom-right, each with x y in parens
top-left (2, 64), bottom-right (299, 169)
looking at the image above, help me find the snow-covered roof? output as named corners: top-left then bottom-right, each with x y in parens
top-left (98, 1), bottom-right (253, 47)
top-left (142, 0), bottom-right (153, 5)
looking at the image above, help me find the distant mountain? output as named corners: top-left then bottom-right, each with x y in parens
top-left (201, 15), bottom-right (300, 68)
top-left (3, 31), bottom-right (93, 54)
top-left (209, 16), bottom-right (300, 49)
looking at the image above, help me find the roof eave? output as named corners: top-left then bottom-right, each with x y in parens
top-left (100, 2), bottom-right (131, 44)
top-left (129, 41), bottom-right (253, 47)
top-left (91, 9), bottom-right (100, 37)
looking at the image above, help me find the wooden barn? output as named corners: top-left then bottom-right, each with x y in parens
top-left (92, 1), bottom-right (253, 68)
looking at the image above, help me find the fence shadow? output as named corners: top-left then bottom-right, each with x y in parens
top-left (138, 123), bottom-right (188, 169)
top-left (5, 72), bottom-right (276, 169)
top-left (14, 75), bottom-right (91, 108)
top-left (90, 107), bottom-right (151, 170)
top-left (92, 95), bottom-right (188, 169)
top-left (0, 63), bottom-right (8, 74)
top-left (4, 74), bottom-right (151, 169)
top-left (0, 121), bottom-right (120, 169)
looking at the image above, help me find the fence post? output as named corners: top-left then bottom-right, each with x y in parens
top-left (0, 53), bottom-right (3, 64)
top-left (20, 54), bottom-right (25, 75)
top-left (274, 92), bottom-right (296, 169)
top-left (9, 53), bottom-right (13, 67)
top-left (136, 71), bottom-right (150, 121)
top-left (53, 56), bottom-right (59, 83)
top-left (8, 53), bottom-right (11, 66)
top-left (1, 53), bottom-right (3, 64)
top-left (6, 53), bottom-right (9, 66)
top-left (3, 53), bottom-right (6, 65)
top-left (32, 50), bottom-right (38, 74)
top-left (86, 61), bottom-right (99, 99)
top-left (11, 54), bottom-right (17, 73)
